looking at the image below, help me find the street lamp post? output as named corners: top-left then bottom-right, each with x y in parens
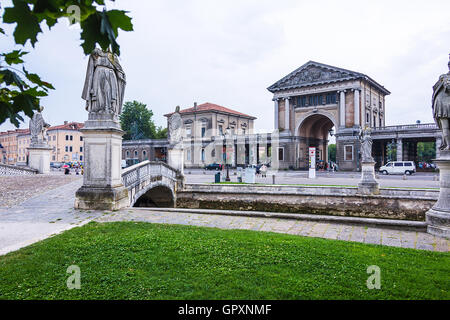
top-left (221, 127), bottom-right (231, 182)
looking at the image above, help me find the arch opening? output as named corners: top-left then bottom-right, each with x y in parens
top-left (134, 185), bottom-right (175, 208)
top-left (297, 114), bottom-right (335, 169)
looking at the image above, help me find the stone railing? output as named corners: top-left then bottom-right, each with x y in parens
top-left (121, 160), bottom-right (178, 189)
top-left (0, 163), bottom-right (38, 176)
top-left (121, 160), bottom-right (182, 207)
top-left (373, 123), bottom-right (438, 133)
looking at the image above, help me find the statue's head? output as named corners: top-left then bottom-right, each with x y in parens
top-left (175, 105), bottom-right (180, 113)
top-left (39, 106), bottom-right (44, 112)
top-left (92, 48), bottom-right (103, 58)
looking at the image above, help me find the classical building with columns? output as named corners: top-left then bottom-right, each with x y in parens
top-left (268, 61), bottom-right (391, 171)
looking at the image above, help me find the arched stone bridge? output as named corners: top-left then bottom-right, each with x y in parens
top-left (121, 160), bottom-right (184, 208)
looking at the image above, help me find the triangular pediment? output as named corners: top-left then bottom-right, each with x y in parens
top-left (267, 61), bottom-right (364, 92)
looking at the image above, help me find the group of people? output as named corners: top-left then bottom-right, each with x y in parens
top-left (315, 161), bottom-right (337, 171)
top-left (64, 162), bottom-right (84, 175)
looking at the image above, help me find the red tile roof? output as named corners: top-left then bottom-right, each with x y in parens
top-left (48, 122), bottom-right (84, 131)
top-left (164, 102), bottom-right (256, 119)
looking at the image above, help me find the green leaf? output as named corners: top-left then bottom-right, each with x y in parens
top-left (100, 9), bottom-right (120, 55)
top-left (1, 50), bottom-right (28, 65)
top-left (3, 0), bottom-right (43, 47)
top-left (0, 27), bottom-right (5, 34)
top-left (80, 12), bottom-right (109, 54)
top-left (106, 10), bottom-right (134, 36)
top-left (22, 67), bottom-right (55, 90)
top-left (0, 69), bottom-right (25, 91)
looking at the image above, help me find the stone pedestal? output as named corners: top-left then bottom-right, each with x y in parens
top-left (74, 120), bottom-right (128, 210)
top-left (426, 151), bottom-right (450, 238)
top-left (358, 161), bottom-right (379, 195)
top-left (168, 146), bottom-right (184, 175)
top-left (27, 145), bottom-right (52, 174)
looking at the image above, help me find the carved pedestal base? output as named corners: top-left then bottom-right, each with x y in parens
top-left (358, 161), bottom-right (379, 195)
top-left (74, 122), bottom-right (128, 210)
top-left (168, 147), bottom-right (184, 175)
top-left (426, 152), bottom-right (450, 238)
top-left (27, 145), bottom-right (52, 174)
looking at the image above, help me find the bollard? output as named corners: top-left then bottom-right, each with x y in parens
top-left (272, 174), bottom-right (276, 184)
top-left (402, 174), bottom-right (407, 180)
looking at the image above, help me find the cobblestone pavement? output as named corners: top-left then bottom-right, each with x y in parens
top-left (0, 174), bottom-right (82, 208)
top-left (0, 178), bottom-right (103, 255)
top-left (97, 209), bottom-right (450, 252)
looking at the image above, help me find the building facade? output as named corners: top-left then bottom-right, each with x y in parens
top-left (2, 121), bottom-right (84, 165)
top-left (164, 102), bottom-right (257, 168)
top-left (267, 61), bottom-right (391, 171)
top-left (122, 139), bottom-right (168, 166)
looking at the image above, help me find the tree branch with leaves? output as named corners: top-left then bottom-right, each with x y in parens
top-left (0, 0), bottom-right (133, 127)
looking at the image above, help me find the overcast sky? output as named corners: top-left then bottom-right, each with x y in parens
top-left (1, 0), bottom-right (449, 133)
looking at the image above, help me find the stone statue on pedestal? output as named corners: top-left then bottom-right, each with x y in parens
top-left (82, 48), bottom-right (126, 120)
top-left (75, 48), bottom-right (129, 210)
top-left (432, 55), bottom-right (450, 150)
top-left (426, 54), bottom-right (450, 239)
top-left (29, 106), bottom-right (50, 146)
top-left (168, 106), bottom-right (183, 146)
top-left (167, 106), bottom-right (185, 176)
top-left (359, 126), bottom-right (374, 162)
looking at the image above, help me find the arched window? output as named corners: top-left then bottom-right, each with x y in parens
top-left (134, 150), bottom-right (138, 157)
top-left (126, 151), bottom-right (130, 158)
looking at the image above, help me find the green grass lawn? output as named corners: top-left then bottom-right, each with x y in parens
top-left (0, 222), bottom-right (448, 300)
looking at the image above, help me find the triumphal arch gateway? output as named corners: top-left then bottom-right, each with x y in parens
top-left (268, 61), bottom-right (391, 171)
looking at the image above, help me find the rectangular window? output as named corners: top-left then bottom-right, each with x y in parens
top-left (80, 146), bottom-right (83, 152)
top-left (69, 146), bottom-right (73, 152)
top-left (65, 135), bottom-right (69, 141)
top-left (201, 127), bottom-right (206, 137)
top-left (65, 146), bottom-right (68, 152)
top-left (80, 136), bottom-right (83, 141)
top-left (309, 96), bottom-right (313, 106)
top-left (394, 163), bottom-right (404, 167)
top-left (318, 95), bottom-right (323, 105)
top-left (186, 126), bottom-right (192, 137)
top-left (218, 125), bottom-right (223, 135)
top-left (70, 135), bottom-right (73, 141)
top-left (278, 147), bottom-right (284, 161)
top-left (186, 149), bottom-right (191, 161)
top-left (344, 145), bottom-right (353, 161)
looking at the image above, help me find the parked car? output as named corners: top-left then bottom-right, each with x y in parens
top-left (379, 161), bottom-right (416, 175)
top-left (50, 162), bottom-right (63, 168)
top-left (205, 163), bottom-right (222, 171)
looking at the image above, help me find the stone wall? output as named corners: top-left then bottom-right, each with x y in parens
top-left (176, 184), bottom-right (437, 221)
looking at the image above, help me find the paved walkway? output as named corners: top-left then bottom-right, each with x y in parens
top-left (98, 208), bottom-right (449, 252)
top-left (0, 175), bottom-right (448, 255)
top-left (0, 178), bottom-right (103, 255)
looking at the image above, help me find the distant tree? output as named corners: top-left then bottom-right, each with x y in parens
top-left (154, 126), bottom-right (168, 139)
top-left (120, 100), bottom-right (165, 140)
top-left (417, 142), bottom-right (436, 163)
top-left (1, 0), bottom-right (133, 127)
top-left (328, 144), bottom-right (336, 162)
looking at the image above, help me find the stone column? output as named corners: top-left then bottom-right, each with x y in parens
top-left (75, 121), bottom-right (128, 210)
top-left (284, 97), bottom-right (291, 135)
top-left (339, 90), bottom-right (346, 128)
top-left (353, 89), bottom-right (360, 127)
top-left (426, 150), bottom-right (450, 238)
top-left (249, 135), bottom-right (257, 165)
top-left (436, 137), bottom-right (442, 159)
top-left (396, 138), bottom-right (403, 161)
top-left (273, 98), bottom-right (279, 131)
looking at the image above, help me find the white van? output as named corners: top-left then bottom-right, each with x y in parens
top-left (379, 161), bottom-right (416, 175)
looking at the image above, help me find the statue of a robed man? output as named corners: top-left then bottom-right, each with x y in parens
top-left (432, 55), bottom-right (450, 150)
top-left (82, 48), bottom-right (126, 118)
top-left (29, 106), bottom-right (50, 146)
top-left (359, 126), bottom-right (374, 162)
